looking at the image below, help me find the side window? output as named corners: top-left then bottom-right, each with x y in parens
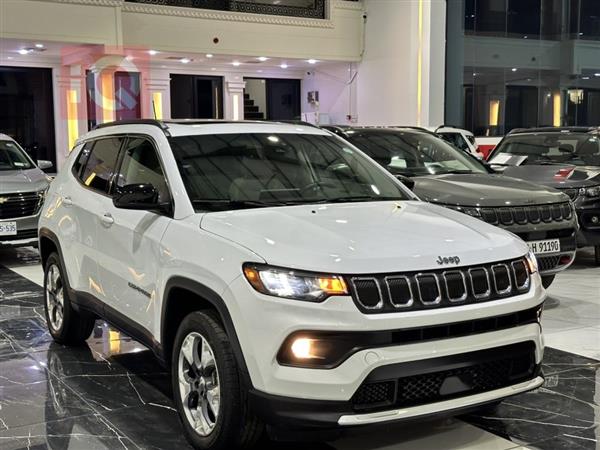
top-left (79, 137), bottom-right (123, 194)
top-left (115, 137), bottom-right (170, 203)
top-left (72, 141), bottom-right (93, 177)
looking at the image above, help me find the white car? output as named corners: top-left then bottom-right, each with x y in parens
top-left (39, 120), bottom-right (545, 449)
top-left (424, 126), bottom-right (481, 158)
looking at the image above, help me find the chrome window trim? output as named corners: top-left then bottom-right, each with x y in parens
top-left (491, 264), bottom-right (513, 295)
top-left (351, 277), bottom-right (384, 310)
top-left (511, 260), bottom-right (531, 292)
top-left (384, 275), bottom-right (414, 309)
top-left (468, 267), bottom-right (491, 300)
top-left (415, 273), bottom-right (442, 306)
top-left (442, 270), bottom-right (468, 302)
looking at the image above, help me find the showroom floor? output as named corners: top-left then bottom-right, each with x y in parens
top-left (0, 248), bottom-right (597, 450)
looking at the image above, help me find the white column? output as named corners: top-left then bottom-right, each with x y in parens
top-left (357, 0), bottom-right (446, 127)
top-left (225, 78), bottom-right (246, 120)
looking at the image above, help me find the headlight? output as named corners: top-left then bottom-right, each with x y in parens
top-left (525, 250), bottom-right (538, 274)
top-left (443, 204), bottom-right (482, 218)
top-left (580, 185), bottom-right (600, 198)
top-left (243, 264), bottom-right (348, 302)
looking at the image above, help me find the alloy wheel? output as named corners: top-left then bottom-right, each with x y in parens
top-left (178, 332), bottom-right (221, 436)
top-left (45, 264), bottom-right (64, 332)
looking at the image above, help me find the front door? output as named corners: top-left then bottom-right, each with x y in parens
top-left (95, 136), bottom-right (172, 332)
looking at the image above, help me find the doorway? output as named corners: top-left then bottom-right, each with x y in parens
top-left (170, 74), bottom-right (223, 119)
top-left (0, 66), bottom-right (56, 166)
top-left (244, 78), bottom-right (301, 121)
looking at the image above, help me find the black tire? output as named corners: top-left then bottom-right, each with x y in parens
top-left (172, 310), bottom-right (263, 450)
top-left (43, 252), bottom-right (95, 345)
top-left (541, 275), bottom-right (555, 289)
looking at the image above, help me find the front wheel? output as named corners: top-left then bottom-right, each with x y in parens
top-left (541, 275), bottom-right (555, 289)
top-left (172, 311), bottom-right (262, 450)
top-left (44, 253), bottom-right (95, 345)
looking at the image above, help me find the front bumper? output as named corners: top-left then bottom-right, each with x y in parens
top-left (228, 274), bottom-right (545, 407)
top-left (0, 214), bottom-right (40, 247)
top-left (249, 341), bottom-right (543, 429)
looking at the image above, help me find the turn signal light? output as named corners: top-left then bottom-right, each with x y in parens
top-left (318, 277), bottom-right (347, 295)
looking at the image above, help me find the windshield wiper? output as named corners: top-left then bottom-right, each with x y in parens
top-left (436, 169), bottom-right (474, 175)
top-left (311, 196), bottom-right (405, 204)
top-left (192, 199), bottom-right (287, 211)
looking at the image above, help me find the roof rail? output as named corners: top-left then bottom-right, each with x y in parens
top-left (94, 119), bottom-right (171, 135)
top-left (508, 126), bottom-right (598, 135)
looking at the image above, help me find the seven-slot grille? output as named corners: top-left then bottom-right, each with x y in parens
top-left (479, 202), bottom-right (572, 226)
top-left (347, 257), bottom-right (530, 314)
top-left (0, 192), bottom-right (43, 219)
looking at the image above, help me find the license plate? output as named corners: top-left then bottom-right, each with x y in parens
top-left (0, 222), bottom-right (17, 236)
top-left (528, 239), bottom-right (561, 255)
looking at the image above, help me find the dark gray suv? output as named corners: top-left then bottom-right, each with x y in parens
top-left (0, 134), bottom-right (52, 248)
top-left (324, 126), bottom-right (577, 288)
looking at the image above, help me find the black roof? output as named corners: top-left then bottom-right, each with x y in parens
top-left (321, 125), bottom-right (436, 137)
top-left (508, 126), bottom-right (600, 135)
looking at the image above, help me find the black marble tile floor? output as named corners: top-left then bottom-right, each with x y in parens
top-left (0, 265), bottom-right (598, 449)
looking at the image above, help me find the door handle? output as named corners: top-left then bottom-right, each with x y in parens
top-left (101, 213), bottom-right (114, 227)
top-left (62, 196), bottom-right (73, 207)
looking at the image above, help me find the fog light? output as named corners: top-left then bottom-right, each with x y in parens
top-left (592, 216), bottom-right (599, 224)
top-left (291, 338), bottom-right (321, 360)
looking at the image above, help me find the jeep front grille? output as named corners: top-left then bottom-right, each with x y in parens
top-left (0, 192), bottom-right (43, 219)
top-left (347, 257), bottom-right (530, 314)
top-left (480, 202), bottom-right (572, 226)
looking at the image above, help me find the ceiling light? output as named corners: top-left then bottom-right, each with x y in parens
top-left (583, 76), bottom-right (590, 80)
top-left (180, 58), bottom-right (191, 64)
top-left (511, 68), bottom-right (517, 72)
top-left (148, 49), bottom-right (158, 56)
top-left (211, 67), bottom-right (216, 71)
top-left (35, 43), bottom-right (44, 48)
top-left (206, 53), bottom-right (213, 58)
top-left (595, 73), bottom-right (600, 77)
top-left (257, 70), bottom-right (263, 73)
top-left (258, 56), bottom-right (268, 62)
top-left (7, 56), bottom-right (13, 60)
top-left (18, 49), bottom-right (31, 55)
top-left (307, 59), bottom-right (318, 64)
top-left (125, 55), bottom-right (134, 61)
top-left (280, 63), bottom-right (288, 69)
top-left (232, 61), bottom-right (241, 66)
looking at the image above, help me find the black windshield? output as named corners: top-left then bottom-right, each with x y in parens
top-left (0, 140), bottom-right (34, 171)
top-left (492, 133), bottom-right (600, 166)
top-left (347, 130), bottom-right (487, 176)
top-left (168, 133), bottom-right (412, 211)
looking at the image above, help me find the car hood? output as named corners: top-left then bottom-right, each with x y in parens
top-left (0, 169), bottom-right (49, 193)
top-left (413, 173), bottom-right (568, 206)
top-left (200, 201), bottom-right (527, 274)
top-left (501, 164), bottom-right (600, 189)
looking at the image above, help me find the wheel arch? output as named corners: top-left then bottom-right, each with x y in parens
top-left (161, 277), bottom-right (252, 387)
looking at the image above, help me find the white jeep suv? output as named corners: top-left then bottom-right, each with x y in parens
top-left (39, 120), bottom-right (545, 449)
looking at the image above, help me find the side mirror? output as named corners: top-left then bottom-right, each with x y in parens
top-left (395, 174), bottom-right (415, 190)
top-left (113, 183), bottom-right (169, 213)
top-left (37, 160), bottom-right (54, 170)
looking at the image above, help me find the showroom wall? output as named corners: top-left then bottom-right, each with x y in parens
top-left (356, 0), bottom-right (446, 127)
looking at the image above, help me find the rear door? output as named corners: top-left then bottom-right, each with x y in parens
top-left (94, 135), bottom-right (172, 332)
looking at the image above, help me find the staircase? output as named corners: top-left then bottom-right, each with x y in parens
top-left (244, 92), bottom-right (265, 120)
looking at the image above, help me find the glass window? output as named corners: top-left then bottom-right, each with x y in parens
top-left (116, 137), bottom-right (170, 203)
top-left (0, 140), bottom-right (34, 171)
top-left (491, 133), bottom-right (600, 166)
top-left (79, 137), bottom-right (123, 194)
top-left (438, 132), bottom-right (470, 152)
top-left (348, 131), bottom-right (487, 176)
top-left (72, 141), bottom-right (93, 177)
top-left (168, 133), bottom-right (412, 211)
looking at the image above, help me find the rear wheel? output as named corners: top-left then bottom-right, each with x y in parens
top-left (44, 253), bottom-right (95, 345)
top-left (172, 311), bottom-right (263, 449)
top-left (541, 275), bottom-right (555, 289)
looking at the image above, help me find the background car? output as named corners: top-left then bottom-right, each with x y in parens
top-left (489, 127), bottom-right (600, 265)
top-left (0, 133), bottom-right (52, 248)
top-left (424, 125), bottom-right (482, 158)
top-left (324, 126), bottom-right (578, 287)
